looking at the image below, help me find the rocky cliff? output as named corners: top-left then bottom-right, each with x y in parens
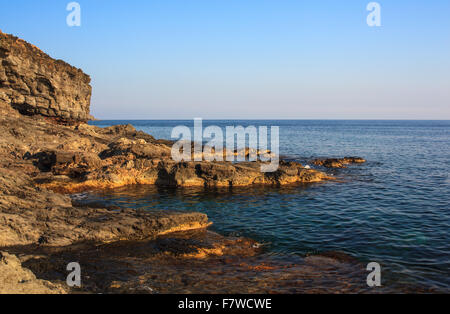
top-left (0, 31), bottom-right (92, 122)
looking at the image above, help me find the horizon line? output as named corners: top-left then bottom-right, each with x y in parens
top-left (90, 118), bottom-right (450, 121)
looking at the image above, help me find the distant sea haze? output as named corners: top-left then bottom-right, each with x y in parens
top-left (88, 119), bottom-right (450, 291)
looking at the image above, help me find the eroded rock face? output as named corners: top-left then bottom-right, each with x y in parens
top-left (0, 252), bottom-right (67, 294)
top-left (0, 164), bottom-right (210, 247)
top-left (0, 31), bottom-right (92, 122)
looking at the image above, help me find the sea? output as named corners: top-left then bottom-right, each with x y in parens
top-left (83, 120), bottom-right (450, 292)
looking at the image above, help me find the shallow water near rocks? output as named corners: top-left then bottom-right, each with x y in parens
top-left (84, 120), bottom-right (450, 292)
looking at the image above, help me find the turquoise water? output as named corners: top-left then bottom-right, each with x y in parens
top-left (86, 120), bottom-right (450, 291)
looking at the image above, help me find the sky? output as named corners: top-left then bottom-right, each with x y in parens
top-left (1, 0), bottom-right (449, 119)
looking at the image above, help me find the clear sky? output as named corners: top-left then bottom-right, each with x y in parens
top-left (1, 0), bottom-right (449, 119)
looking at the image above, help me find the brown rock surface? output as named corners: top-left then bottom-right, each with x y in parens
top-left (312, 157), bottom-right (366, 168)
top-left (0, 32), bottom-right (92, 122)
top-left (0, 252), bottom-right (67, 294)
top-left (0, 163), bottom-right (210, 247)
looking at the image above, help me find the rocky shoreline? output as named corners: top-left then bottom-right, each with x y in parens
top-left (0, 31), bottom-right (368, 294)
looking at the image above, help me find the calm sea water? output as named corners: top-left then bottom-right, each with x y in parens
top-left (86, 120), bottom-right (450, 291)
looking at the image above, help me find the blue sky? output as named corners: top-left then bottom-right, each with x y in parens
top-left (1, 0), bottom-right (449, 119)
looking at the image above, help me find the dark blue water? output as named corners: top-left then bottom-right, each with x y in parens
top-left (86, 120), bottom-right (450, 291)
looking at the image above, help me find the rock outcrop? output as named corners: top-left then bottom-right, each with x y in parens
top-left (312, 157), bottom-right (366, 169)
top-left (0, 156), bottom-right (210, 247)
top-left (0, 252), bottom-right (67, 294)
top-left (0, 31), bottom-right (92, 122)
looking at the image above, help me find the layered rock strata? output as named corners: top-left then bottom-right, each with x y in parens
top-left (0, 31), bottom-right (92, 122)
